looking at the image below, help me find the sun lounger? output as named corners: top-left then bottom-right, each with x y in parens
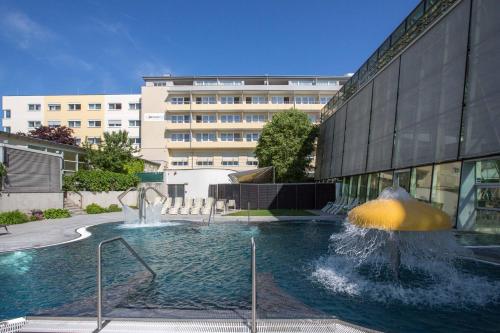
top-left (215, 200), bottom-right (226, 214)
top-left (201, 197), bottom-right (215, 215)
top-left (168, 197), bottom-right (183, 215)
top-left (190, 198), bottom-right (204, 215)
top-left (161, 197), bottom-right (172, 215)
top-left (179, 198), bottom-right (193, 215)
top-left (227, 199), bottom-right (236, 211)
top-left (0, 224), bottom-right (8, 234)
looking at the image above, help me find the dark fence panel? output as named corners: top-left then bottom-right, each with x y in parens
top-left (209, 183), bottom-right (335, 210)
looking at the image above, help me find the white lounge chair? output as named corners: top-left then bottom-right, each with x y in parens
top-left (161, 197), bottom-right (172, 215)
top-left (321, 201), bottom-right (335, 212)
top-left (201, 197), bottom-right (215, 215)
top-left (180, 198), bottom-right (193, 215)
top-left (215, 200), bottom-right (226, 214)
top-left (327, 197), bottom-right (347, 214)
top-left (168, 197), bottom-right (183, 215)
top-left (227, 199), bottom-right (236, 211)
top-left (190, 198), bottom-right (204, 215)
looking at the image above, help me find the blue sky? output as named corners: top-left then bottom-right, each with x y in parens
top-left (0, 0), bottom-right (418, 99)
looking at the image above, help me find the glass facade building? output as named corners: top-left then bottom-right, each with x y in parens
top-left (316, 0), bottom-right (500, 233)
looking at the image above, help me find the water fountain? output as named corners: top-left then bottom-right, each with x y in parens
top-left (118, 186), bottom-right (168, 225)
top-left (314, 187), bottom-right (500, 307)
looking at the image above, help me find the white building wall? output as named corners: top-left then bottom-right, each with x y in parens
top-left (104, 94), bottom-right (141, 146)
top-left (2, 96), bottom-right (44, 133)
top-left (164, 168), bottom-right (234, 198)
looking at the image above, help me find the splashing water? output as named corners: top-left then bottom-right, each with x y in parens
top-left (121, 200), bottom-right (179, 228)
top-left (313, 188), bottom-right (500, 307)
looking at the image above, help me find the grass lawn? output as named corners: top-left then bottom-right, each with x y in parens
top-left (226, 209), bottom-right (317, 216)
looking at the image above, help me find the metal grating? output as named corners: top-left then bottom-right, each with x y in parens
top-left (18, 318), bottom-right (380, 333)
top-left (0, 318), bottom-right (27, 333)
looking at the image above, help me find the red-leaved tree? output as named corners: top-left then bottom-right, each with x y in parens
top-left (17, 126), bottom-right (77, 145)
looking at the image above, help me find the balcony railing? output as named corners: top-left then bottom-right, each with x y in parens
top-left (321, 0), bottom-right (459, 121)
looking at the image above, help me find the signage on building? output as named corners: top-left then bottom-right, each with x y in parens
top-left (144, 113), bottom-right (164, 122)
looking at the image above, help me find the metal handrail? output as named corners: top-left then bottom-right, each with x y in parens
top-left (251, 237), bottom-right (256, 333)
top-left (207, 200), bottom-right (216, 224)
top-left (142, 186), bottom-right (168, 206)
top-left (117, 187), bottom-right (137, 207)
top-left (97, 237), bottom-right (156, 330)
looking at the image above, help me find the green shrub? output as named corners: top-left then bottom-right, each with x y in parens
top-left (63, 170), bottom-right (139, 192)
top-left (85, 203), bottom-right (107, 214)
top-left (124, 159), bottom-right (145, 175)
top-left (107, 204), bottom-right (122, 212)
top-left (0, 210), bottom-right (30, 225)
top-left (43, 208), bottom-right (71, 219)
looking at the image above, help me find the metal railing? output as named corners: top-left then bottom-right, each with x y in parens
top-left (251, 237), bottom-right (257, 333)
top-left (97, 237), bottom-right (156, 330)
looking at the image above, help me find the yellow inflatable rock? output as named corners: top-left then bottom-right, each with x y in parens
top-left (348, 199), bottom-right (452, 231)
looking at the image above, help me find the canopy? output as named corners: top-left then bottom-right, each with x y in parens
top-left (228, 166), bottom-right (274, 183)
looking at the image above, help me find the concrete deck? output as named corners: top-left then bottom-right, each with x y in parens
top-left (0, 212), bottom-right (341, 253)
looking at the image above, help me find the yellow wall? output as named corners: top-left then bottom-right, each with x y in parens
top-left (43, 95), bottom-right (106, 142)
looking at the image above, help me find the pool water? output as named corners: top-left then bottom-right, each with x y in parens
top-left (0, 221), bottom-right (499, 333)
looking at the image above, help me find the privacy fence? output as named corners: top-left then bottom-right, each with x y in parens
top-left (1, 145), bottom-right (62, 193)
top-left (208, 183), bottom-right (335, 210)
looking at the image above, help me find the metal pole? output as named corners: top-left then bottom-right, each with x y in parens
top-left (247, 201), bottom-right (250, 223)
top-left (251, 237), bottom-right (257, 333)
top-left (97, 244), bottom-right (103, 330)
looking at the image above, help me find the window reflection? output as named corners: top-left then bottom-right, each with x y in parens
top-left (410, 165), bottom-right (432, 202)
top-left (431, 162), bottom-right (461, 222)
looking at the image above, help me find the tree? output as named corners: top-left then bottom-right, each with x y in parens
top-left (84, 130), bottom-right (142, 174)
top-left (255, 108), bottom-right (318, 182)
top-left (18, 126), bottom-right (77, 145)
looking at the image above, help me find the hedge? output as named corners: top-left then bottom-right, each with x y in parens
top-left (0, 210), bottom-right (30, 225)
top-left (43, 208), bottom-right (71, 219)
top-left (63, 170), bottom-right (139, 192)
top-left (86, 203), bottom-right (123, 214)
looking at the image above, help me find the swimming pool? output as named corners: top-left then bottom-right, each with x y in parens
top-left (0, 221), bottom-right (499, 333)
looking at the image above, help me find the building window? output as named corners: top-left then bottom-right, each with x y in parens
top-left (294, 96), bottom-right (317, 104)
top-left (88, 103), bottom-right (101, 110)
top-left (221, 133), bottom-right (241, 142)
top-left (320, 96), bottom-right (333, 104)
top-left (195, 114), bottom-right (216, 123)
top-left (308, 114), bottom-right (317, 123)
top-left (289, 80), bottom-right (314, 86)
top-left (171, 158), bottom-right (189, 166)
top-left (108, 103), bottom-right (122, 110)
top-left (2, 110), bottom-right (11, 118)
top-left (222, 157), bottom-right (239, 166)
top-left (74, 137), bottom-right (81, 145)
top-left (170, 115), bottom-right (190, 123)
top-left (108, 120), bottom-right (122, 128)
top-left (129, 103), bottom-right (141, 110)
top-left (246, 133), bottom-right (260, 142)
top-left (221, 114), bottom-right (241, 123)
top-left (87, 137), bottom-right (101, 145)
top-left (195, 133), bottom-right (216, 142)
top-left (317, 80), bottom-right (339, 86)
top-left (271, 96), bottom-right (291, 104)
top-left (88, 120), bottom-right (102, 128)
top-left (196, 157), bottom-right (214, 166)
top-left (28, 121), bottom-right (42, 128)
top-left (47, 120), bottom-right (61, 128)
top-left (68, 120), bottom-right (81, 128)
top-left (219, 80), bottom-right (244, 86)
top-left (220, 96), bottom-right (241, 104)
top-left (431, 162), bottom-right (461, 221)
top-left (194, 80), bottom-right (218, 86)
top-left (68, 103), bottom-right (81, 111)
top-left (195, 96), bottom-right (216, 104)
top-left (4, 126), bottom-right (11, 133)
top-left (129, 137), bottom-right (141, 145)
top-left (245, 96), bottom-right (267, 104)
top-left (28, 104), bottom-right (41, 111)
top-left (410, 165), bottom-right (433, 202)
top-left (169, 96), bottom-right (190, 104)
top-left (153, 81), bottom-right (167, 87)
top-left (246, 157), bottom-right (258, 166)
top-left (171, 133), bottom-right (190, 142)
top-left (246, 114), bottom-right (266, 123)
top-left (48, 104), bottom-right (61, 111)
top-left (129, 120), bottom-right (141, 127)
top-left (379, 171), bottom-right (393, 193)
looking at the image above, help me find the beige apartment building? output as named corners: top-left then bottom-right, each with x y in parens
top-left (140, 75), bottom-right (348, 171)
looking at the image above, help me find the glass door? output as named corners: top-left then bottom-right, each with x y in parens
top-left (394, 169), bottom-right (411, 193)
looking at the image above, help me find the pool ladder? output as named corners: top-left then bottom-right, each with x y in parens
top-left (96, 237), bottom-right (257, 333)
top-left (97, 237), bottom-right (156, 330)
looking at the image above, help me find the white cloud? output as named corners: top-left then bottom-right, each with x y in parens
top-left (0, 10), bottom-right (56, 49)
